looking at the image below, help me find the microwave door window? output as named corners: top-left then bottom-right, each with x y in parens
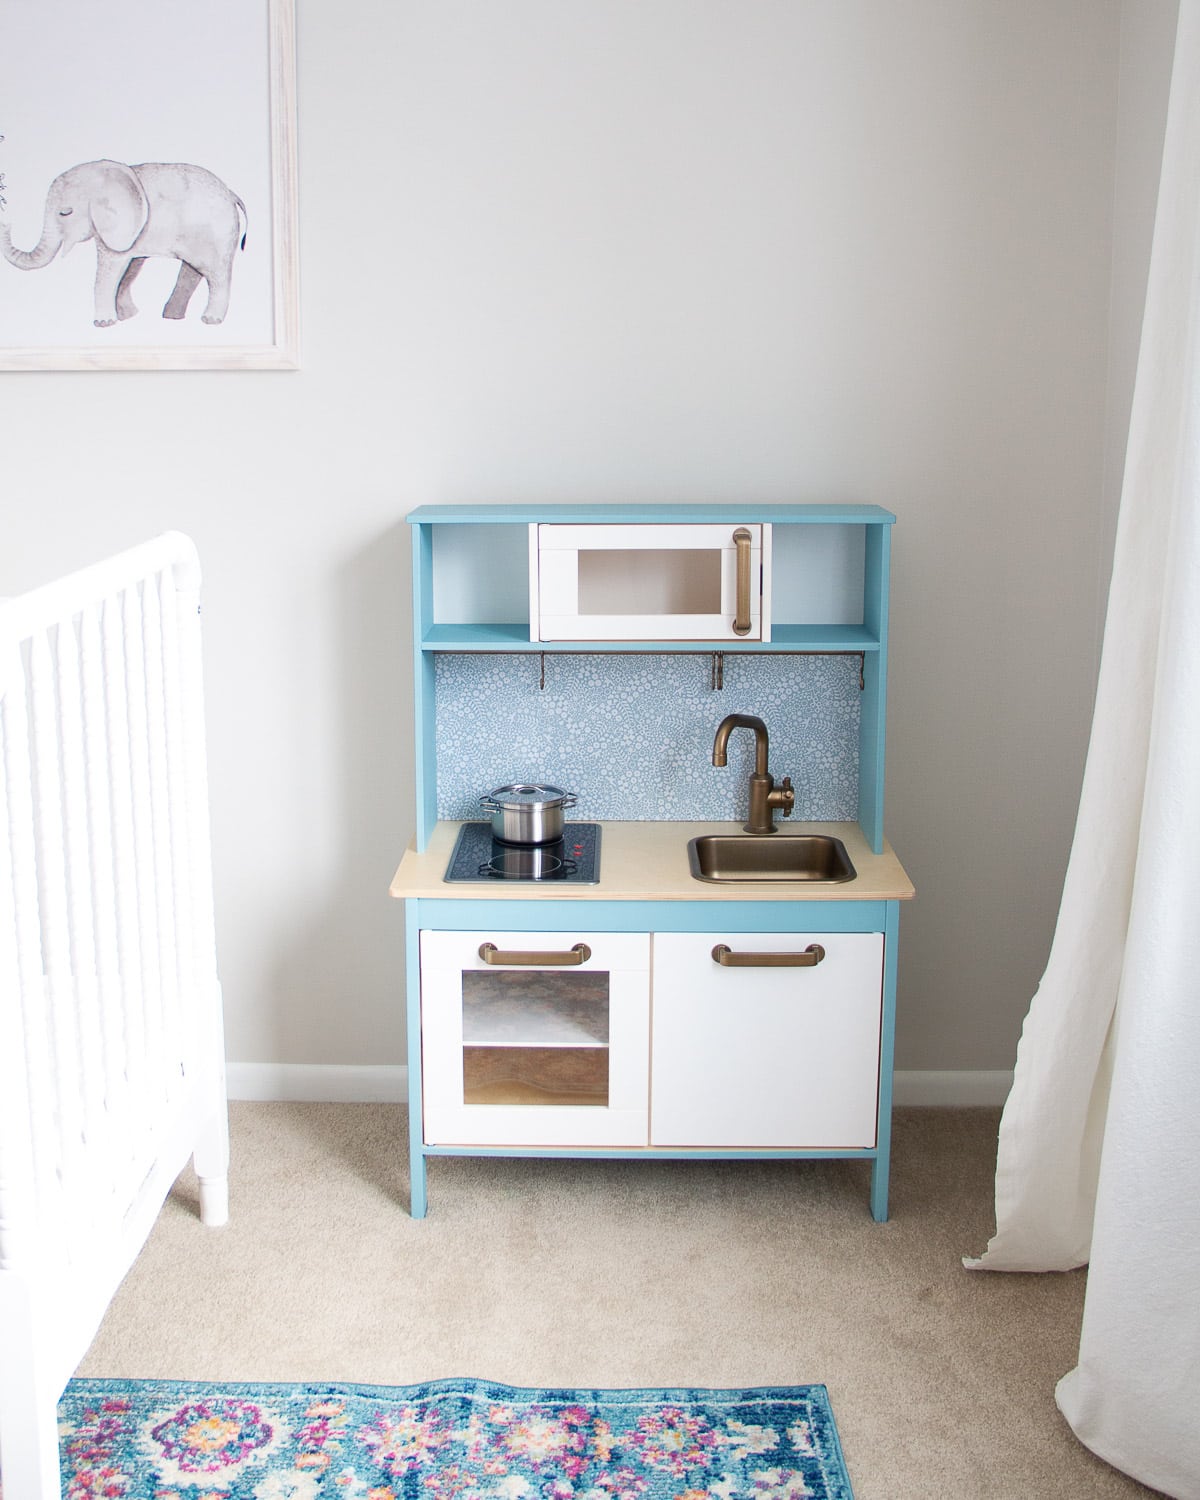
top-left (576, 550), bottom-right (722, 618)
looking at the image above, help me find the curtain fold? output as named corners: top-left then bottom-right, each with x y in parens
top-left (966, 4), bottom-right (1200, 1493)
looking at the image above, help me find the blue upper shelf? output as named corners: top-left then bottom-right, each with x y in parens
top-left (419, 622), bottom-right (881, 652)
top-left (407, 503), bottom-right (895, 525)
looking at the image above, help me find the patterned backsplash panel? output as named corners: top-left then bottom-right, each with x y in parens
top-left (436, 653), bottom-right (860, 823)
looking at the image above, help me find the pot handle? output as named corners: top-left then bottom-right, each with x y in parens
top-left (477, 791), bottom-right (578, 810)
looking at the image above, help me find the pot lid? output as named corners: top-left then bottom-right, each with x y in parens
top-left (484, 783), bottom-right (572, 807)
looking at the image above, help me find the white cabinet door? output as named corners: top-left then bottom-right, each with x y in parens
top-left (420, 931), bottom-right (651, 1147)
top-left (532, 523), bottom-right (771, 641)
top-left (650, 932), bottom-right (883, 1149)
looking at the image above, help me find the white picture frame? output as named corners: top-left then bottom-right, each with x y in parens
top-left (0, 0), bottom-right (299, 370)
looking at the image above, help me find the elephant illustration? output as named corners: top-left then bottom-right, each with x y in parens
top-left (0, 159), bottom-right (247, 327)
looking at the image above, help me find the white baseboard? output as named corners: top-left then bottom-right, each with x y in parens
top-left (226, 1063), bottom-right (1012, 1109)
top-left (225, 1062), bottom-right (408, 1103)
top-left (893, 1070), bottom-right (1013, 1107)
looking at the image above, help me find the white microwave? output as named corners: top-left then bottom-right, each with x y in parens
top-left (530, 523), bottom-right (771, 642)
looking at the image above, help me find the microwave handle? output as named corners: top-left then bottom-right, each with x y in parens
top-left (732, 527), bottom-right (753, 636)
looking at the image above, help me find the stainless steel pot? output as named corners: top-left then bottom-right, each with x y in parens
top-left (480, 783), bottom-right (577, 844)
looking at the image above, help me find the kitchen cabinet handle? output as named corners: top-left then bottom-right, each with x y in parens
top-left (711, 943), bottom-right (826, 968)
top-left (478, 942), bottom-right (593, 967)
top-left (732, 527), bottom-right (753, 636)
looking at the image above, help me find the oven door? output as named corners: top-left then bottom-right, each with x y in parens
top-left (531, 523), bottom-right (770, 641)
top-left (419, 930), bottom-right (650, 1147)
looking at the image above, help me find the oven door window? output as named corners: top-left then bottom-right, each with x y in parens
top-left (461, 969), bottom-right (609, 1106)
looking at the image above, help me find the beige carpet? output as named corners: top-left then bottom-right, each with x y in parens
top-left (80, 1103), bottom-right (1164, 1499)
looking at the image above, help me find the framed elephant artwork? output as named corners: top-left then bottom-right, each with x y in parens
top-left (0, 0), bottom-right (299, 370)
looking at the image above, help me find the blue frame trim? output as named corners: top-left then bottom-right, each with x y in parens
top-left (417, 626), bottom-right (880, 654)
top-left (412, 524), bottom-right (437, 849)
top-left (408, 503), bottom-right (896, 525)
top-left (406, 898), bottom-right (891, 932)
top-left (858, 523), bottom-right (891, 853)
top-left (421, 1145), bottom-right (879, 1162)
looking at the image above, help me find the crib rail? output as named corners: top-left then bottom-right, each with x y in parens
top-left (0, 533), bottom-right (222, 1275)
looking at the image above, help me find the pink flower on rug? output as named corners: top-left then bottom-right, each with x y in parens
top-left (357, 1405), bottom-right (453, 1474)
top-left (297, 1398), bottom-right (349, 1455)
top-left (628, 1409), bottom-right (717, 1476)
top-left (492, 1402), bottom-right (605, 1478)
top-left (148, 1400), bottom-right (275, 1473)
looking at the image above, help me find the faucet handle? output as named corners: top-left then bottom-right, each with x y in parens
top-left (778, 776), bottom-right (795, 817)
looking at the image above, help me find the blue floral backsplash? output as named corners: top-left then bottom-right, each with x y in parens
top-left (436, 653), bottom-right (860, 822)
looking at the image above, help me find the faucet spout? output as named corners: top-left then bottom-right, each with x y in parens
top-left (711, 713), bottom-right (794, 834)
top-left (712, 713), bottom-right (770, 775)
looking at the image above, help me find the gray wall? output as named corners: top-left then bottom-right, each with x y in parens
top-left (0, 2), bottom-right (1178, 1082)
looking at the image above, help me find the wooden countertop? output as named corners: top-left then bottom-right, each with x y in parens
top-left (389, 821), bottom-right (914, 902)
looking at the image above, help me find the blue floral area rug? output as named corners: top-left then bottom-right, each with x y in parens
top-left (57, 1377), bottom-right (855, 1500)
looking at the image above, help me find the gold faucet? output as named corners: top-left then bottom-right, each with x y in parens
top-left (711, 713), bottom-right (795, 834)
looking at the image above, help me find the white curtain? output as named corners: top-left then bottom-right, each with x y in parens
top-left (965, 4), bottom-right (1200, 1494)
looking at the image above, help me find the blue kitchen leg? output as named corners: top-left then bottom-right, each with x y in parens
top-left (870, 899), bottom-right (901, 1222)
top-left (870, 1153), bottom-right (890, 1223)
top-left (405, 904), bottom-right (428, 1217)
top-left (410, 1140), bottom-right (428, 1219)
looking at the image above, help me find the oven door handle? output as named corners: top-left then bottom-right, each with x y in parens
top-left (478, 941), bottom-right (593, 967)
top-left (711, 943), bottom-right (826, 968)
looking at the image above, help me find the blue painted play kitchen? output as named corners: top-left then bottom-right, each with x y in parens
top-left (391, 504), bottom-right (913, 1220)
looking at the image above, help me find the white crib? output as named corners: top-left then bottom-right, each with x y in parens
top-left (0, 533), bottom-right (229, 1500)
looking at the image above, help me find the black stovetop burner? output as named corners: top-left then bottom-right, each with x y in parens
top-left (444, 822), bottom-right (601, 884)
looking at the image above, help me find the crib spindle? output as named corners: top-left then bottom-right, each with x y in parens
top-left (159, 571), bottom-right (197, 1069)
top-left (78, 596), bottom-right (132, 1215)
top-left (31, 628), bottom-right (96, 1223)
top-left (102, 590), bottom-right (145, 1116)
top-left (142, 571), bottom-right (184, 1107)
top-left (0, 655), bottom-right (38, 1274)
top-left (3, 644), bottom-right (68, 1257)
top-left (122, 583), bottom-right (161, 1107)
top-left (62, 605), bottom-right (109, 1171)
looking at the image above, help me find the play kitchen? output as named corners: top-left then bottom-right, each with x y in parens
top-left (391, 504), bottom-right (913, 1220)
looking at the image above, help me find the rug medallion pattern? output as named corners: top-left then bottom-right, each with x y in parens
top-left (55, 1378), bottom-right (854, 1500)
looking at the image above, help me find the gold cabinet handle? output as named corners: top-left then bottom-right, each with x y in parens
top-left (478, 942), bottom-right (592, 967)
top-left (711, 943), bottom-right (826, 968)
top-left (732, 527), bottom-right (753, 636)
